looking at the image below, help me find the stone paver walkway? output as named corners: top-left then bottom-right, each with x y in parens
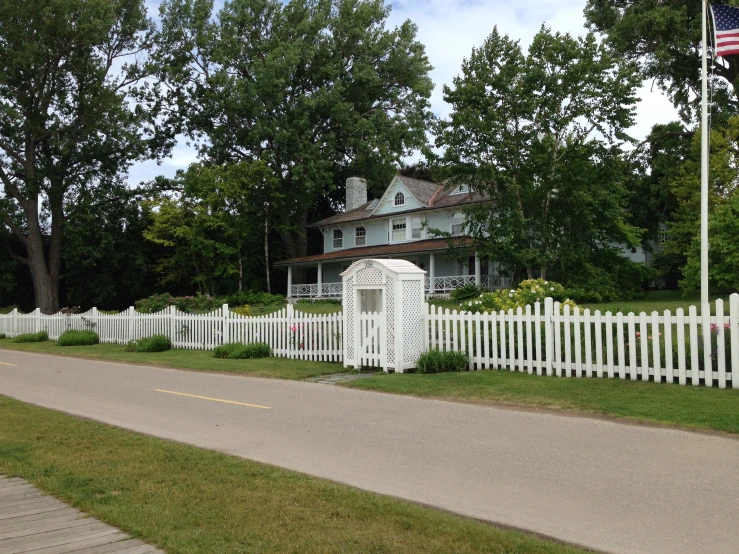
top-left (0, 476), bottom-right (161, 554)
top-left (305, 371), bottom-right (378, 384)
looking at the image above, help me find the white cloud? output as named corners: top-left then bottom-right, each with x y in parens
top-left (127, 0), bottom-right (680, 184)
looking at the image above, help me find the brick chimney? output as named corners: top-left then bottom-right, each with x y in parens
top-left (346, 176), bottom-right (368, 212)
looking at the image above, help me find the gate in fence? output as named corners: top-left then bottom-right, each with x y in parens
top-left (341, 259), bottom-right (426, 372)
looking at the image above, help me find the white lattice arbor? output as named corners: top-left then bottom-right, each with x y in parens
top-left (341, 259), bottom-right (426, 373)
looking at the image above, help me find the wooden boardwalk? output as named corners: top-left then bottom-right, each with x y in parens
top-left (0, 476), bottom-right (161, 554)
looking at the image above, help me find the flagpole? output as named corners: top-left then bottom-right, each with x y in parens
top-left (701, 0), bottom-right (709, 309)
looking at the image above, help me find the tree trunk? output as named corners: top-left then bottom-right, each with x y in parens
top-left (279, 208), bottom-right (309, 284)
top-left (20, 198), bottom-right (60, 314)
top-left (238, 252), bottom-right (243, 292)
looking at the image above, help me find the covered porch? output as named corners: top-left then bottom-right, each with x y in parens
top-left (275, 239), bottom-right (509, 300)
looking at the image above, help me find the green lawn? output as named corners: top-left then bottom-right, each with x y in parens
top-left (430, 290), bottom-right (732, 315)
top-left (0, 339), bottom-right (340, 380)
top-left (346, 369), bottom-right (739, 434)
top-left (251, 302), bottom-right (343, 316)
top-left (0, 396), bottom-right (586, 554)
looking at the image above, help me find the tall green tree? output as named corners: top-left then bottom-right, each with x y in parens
top-left (585, 0), bottom-right (739, 120)
top-left (0, 0), bottom-right (168, 312)
top-left (61, 184), bottom-right (158, 309)
top-left (155, 0), bottom-right (433, 262)
top-left (433, 27), bottom-right (642, 289)
top-left (144, 161), bottom-right (282, 294)
top-left (666, 116), bottom-right (739, 291)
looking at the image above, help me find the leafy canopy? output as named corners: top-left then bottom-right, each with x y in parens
top-left (433, 26), bottom-right (643, 292)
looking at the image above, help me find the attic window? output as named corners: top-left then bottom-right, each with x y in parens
top-left (394, 192), bottom-right (405, 206)
top-left (366, 199), bottom-right (379, 210)
top-left (451, 184), bottom-right (469, 195)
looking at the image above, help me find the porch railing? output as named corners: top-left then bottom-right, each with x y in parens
top-left (290, 283), bottom-right (343, 298)
top-left (290, 275), bottom-right (510, 299)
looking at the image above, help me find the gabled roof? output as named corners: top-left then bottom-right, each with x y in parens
top-left (309, 175), bottom-right (488, 228)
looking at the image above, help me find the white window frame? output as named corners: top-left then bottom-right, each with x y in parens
top-left (450, 184), bottom-right (469, 195)
top-left (411, 216), bottom-right (423, 239)
top-left (657, 229), bottom-right (669, 244)
top-left (391, 218), bottom-right (407, 242)
top-left (355, 226), bottom-right (366, 246)
top-left (333, 228), bottom-right (343, 249)
top-left (394, 192), bottom-right (405, 206)
top-left (451, 212), bottom-right (465, 235)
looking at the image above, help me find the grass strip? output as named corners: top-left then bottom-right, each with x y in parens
top-left (0, 396), bottom-right (586, 554)
top-left (0, 339), bottom-right (340, 380)
top-left (345, 370), bottom-right (739, 434)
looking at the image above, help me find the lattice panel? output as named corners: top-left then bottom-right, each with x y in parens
top-left (345, 276), bottom-right (354, 361)
top-left (356, 267), bottom-right (383, 285)
top-left (385, 276), bottom-right (395, 366)
top-left (402, 281), bottom-right (424, 363)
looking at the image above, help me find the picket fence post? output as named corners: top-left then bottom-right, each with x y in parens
top-left (222, 304), bottom-right (230, 345)
top-left (34, 308), bottom-right (41, 333)
top-left (169, 305), bottom-right (176, 347)
top-left (12, 307), bottom-right (18, 337)
top-left (287, 303), bottom-right (294, 359)
top-left (544, 298), bottom-right (554, 376)
top-left (127, 306), bottom-right (135, 343)
top-left (730, 293), bottom-right (739, 389)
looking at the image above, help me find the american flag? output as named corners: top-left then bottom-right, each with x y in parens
top-left (712, 4), bottom-right (739, 57)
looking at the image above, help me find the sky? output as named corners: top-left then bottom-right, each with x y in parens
top-left (129, 0), bottom-right (681, 185)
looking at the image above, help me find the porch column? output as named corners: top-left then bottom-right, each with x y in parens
top-left (474, 252), bottom-right (481, 286)
top-left (317, 263), bottom-right (323, 297)
top-left (429, 252), bottom-right (435, 294)
top-left (287, 266), bottom-right (293, 299)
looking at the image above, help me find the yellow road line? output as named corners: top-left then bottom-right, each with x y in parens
top-left (153, 389), bottom-right (270, 410)
top-left (0, 361), bottom-right (17, 367)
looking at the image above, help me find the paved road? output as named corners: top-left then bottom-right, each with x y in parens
top-left (1, 350), bottom-right (738, 554)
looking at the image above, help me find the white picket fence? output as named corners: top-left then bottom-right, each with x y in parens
top-left (1, 295), bottom-right (738, 388)
top-left (425, 294), bottom-right (739, 389)
top-left (0, 304), bottom-right (343, 363)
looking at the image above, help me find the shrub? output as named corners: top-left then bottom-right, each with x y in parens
top-left (227, 290), bottom-right (285, 307)
top-left (14, 330), bottom-right (49, 343)
top-left (416, 349), bottom-right (469, 374)
top-left (214, 342), bottom-right (271, 359)
top-left (230, 343), bottom-right (272, 359)
top-left (0, 333), bottom-right (5, 339)
top-left (135, 293), bottom-right (224, 314)
top-left (0, 306), bottom-right (18, 314)
top-left (460, 279), bottom-right (577, 314)
top-left (126, 335), bottom-right (172, 352)
top-left (57, 330), bottom-right (99, 346)
top-left (450, 283), bottom-right (483, 303)
top-left (213, 342), bottom-right (241, 359)
top-left (232, 305), bottom-right (252, 317)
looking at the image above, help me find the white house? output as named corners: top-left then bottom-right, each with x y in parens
top-left (275, 175), bottom-right (510, 300)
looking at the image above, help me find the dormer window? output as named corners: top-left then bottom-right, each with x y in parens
top-left (394, 192), bottom-right (405, 206)
top-left (333, 229), bottom-right (343, 248)
top-left (451, 184), bottom-right (469, 195)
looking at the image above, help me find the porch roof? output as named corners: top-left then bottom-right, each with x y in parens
top-left (274, 237), bottom-right (473, 267)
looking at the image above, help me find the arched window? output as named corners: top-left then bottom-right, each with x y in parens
top-left (451, 212), bottom-right (465, 235)
top-left (394, 192), bottom-right (405, 206)
top-left (333, 228), bottom-right (343, 248)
